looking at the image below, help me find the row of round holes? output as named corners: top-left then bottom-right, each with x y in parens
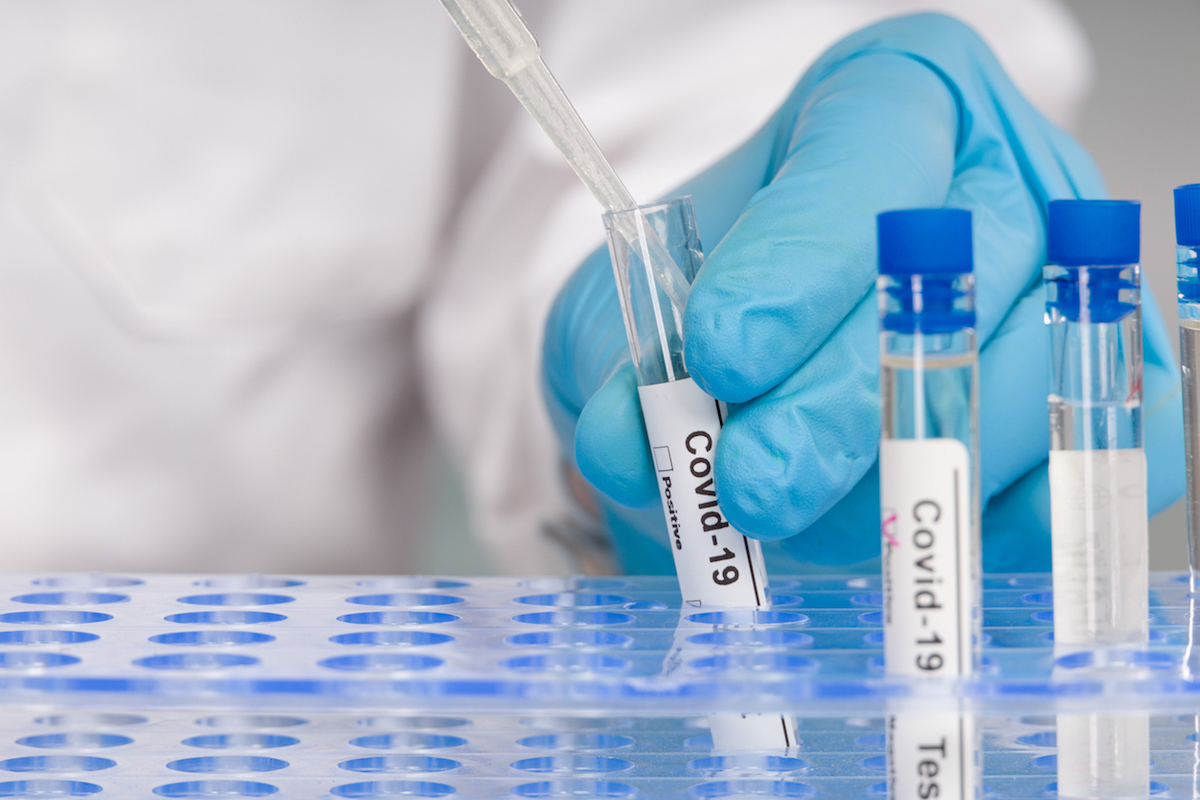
top-left (0, 752), bottom-right (815, 774)
top-left (2, 711), bottom-right (822, 799)
top-left (0, 589), bottom-right (821, 673)
top-left (44, 711), bottom-right (1183, 737)
top-left (26, 578), bottom-right (478, 590)
top-left (0, 778), bottom-right (823, 798)
top-left (0, 778), bottom-right (1170, 799)
top-left (23, 713), bottom-right (1183, 797)
top-left (5, 592), bottom-right (469, 608)
top-left (0, 644), bottom-right (846, 676)
top-left (9, 604), bottom-right (1169, 629)
top-left (31, 726), bottom-right (1157, 758)
top-left (24, 576), bottom-right (1101, 598)
top-left (7, 590), bottom-right (816, 612)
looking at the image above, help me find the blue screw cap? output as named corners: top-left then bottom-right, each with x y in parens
top-left (877, 208), bottom-right (973, 275)
top-left (1175, 184), bottom-right (1200, 246)
top-left (1047, 200), bottom-right (1140, 266)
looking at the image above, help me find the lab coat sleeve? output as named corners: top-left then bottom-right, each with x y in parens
top-left (0, 2), bottom-right (462, 573)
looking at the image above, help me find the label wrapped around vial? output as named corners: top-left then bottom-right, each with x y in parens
top-left (881, 438), bottom-right (978, 800)
top-left (637, 377), bottom-right (768, 608)
top-left (880, 438), bottom-right (973, 678)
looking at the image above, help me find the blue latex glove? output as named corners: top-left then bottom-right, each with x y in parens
top-left (542, 14), bottom-right (1184, 575)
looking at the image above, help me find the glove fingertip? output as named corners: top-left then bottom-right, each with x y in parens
top-left (574, 366), bottom-right (660, 509)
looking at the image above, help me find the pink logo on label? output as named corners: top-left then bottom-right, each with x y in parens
top-left (881, 512), bottom-right (899, 548)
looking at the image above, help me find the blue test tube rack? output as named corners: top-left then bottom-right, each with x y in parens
top-left (0, 572), bottom-right (1186, 798)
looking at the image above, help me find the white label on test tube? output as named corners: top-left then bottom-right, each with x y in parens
top-left (881, 438), bottom-right (977, 800)
top-left (880, 438), bottom-right (972, 677)
top-left (1048, 448), bottom-right (1149, 651)
top-left (641, 378), bottom-right (792, 750)
top-left (638, 377), bottom-right (768, 609)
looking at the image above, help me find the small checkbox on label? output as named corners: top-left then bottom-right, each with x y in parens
top-left (653, 446), bottom-right (673, 472)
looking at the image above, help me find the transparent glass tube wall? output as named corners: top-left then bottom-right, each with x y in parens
top-left (1179, 244), bottom-right (1200, 582)
top-left (606, 197), bottom-right (792, 748)
top-left (1176, 186), bottom-right (1200, 703)
top-left (603, 199), bottom-right (698, 387)
top-left (879, 274), bottom-right (979, 456)
top-left (1175, 198), bottom-right (1200, 796)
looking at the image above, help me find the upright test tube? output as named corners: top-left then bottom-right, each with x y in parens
top-left (877, 208), bottom-right (981, 800)
top-left (1174, 182), bottom-right (1200, 800)
top-left (1045, 200), bottom-right (1147, 654)
top-left (1175, 185), bottom-right (1200, 599)
top-left (1044, 199), bottom-right (1148, 800)
top-left (605, 198), bottom-right (792, 749)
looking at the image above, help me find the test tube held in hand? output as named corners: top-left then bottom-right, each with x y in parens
top-left (877, 209), bottom-right (982, 800)
top-left (440, 0), bottom-right (766, 610)
top-left (1044, 199), bottom-right (1148, 800)
top-left (605, 199), bottom-right (792, 749)
top-left (603, 200), bottom-right (770, 610)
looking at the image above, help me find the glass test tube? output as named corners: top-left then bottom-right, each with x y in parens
top-left (604, 198), bottom-right (793, 749)
top-left (877, 209), bottom-right (981, 800)
top-left (603, 198), bottom-right (770, 610)
top-left (1045, 199), bottom-right (1148, 800)
top-left (1173, 184), bottom-right (1200, 799)
top-left (1176, 185), bottom-right (1200, 602)
top-left (1045, 200), bottom-right (1148, 654)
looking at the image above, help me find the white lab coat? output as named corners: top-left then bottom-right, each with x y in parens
top-left (0, 1), bottom-right (1089, 574)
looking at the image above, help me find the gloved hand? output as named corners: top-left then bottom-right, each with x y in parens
top-left (542, 13), bottom-right (1183, 574)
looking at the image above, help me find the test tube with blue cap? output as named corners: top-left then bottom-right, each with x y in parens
top-left (1044, 199), bottom-right (1148, 800)
top-left (877, 208), bottom-right (981, 800)
top-left (1045, 200), bottom-right (1147, 655)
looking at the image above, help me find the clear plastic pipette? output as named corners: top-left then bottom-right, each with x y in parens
top-left (438, 0), bottom-right (692, 313)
